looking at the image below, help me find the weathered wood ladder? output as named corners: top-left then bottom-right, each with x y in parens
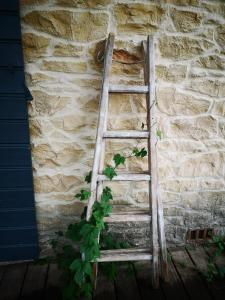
top-left (86, 33), bottom-right (168, 288)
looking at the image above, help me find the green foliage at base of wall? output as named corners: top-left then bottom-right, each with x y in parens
top-left (48, 147), bottom-right (147, 300)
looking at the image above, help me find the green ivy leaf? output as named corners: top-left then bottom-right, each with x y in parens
top-left (113, 153), bottom-right (125, 167)
top-left (156, 129), bottom-right (162, 140)
top-left (81, 282), bottom-right (92, 299)
top-left (51, 239), bottom-right (58, 250)
top-left (133, 147), bottom-right (147, 158)
top-left (85, 171), bottom-right (92, 183)
top-left (83, 261), bottom-right (92, 277)
top-left (55, 230), bottom-right (64, 237)
top-left (75, 189), bottom-right (91, 201)
top-left (70, 258), bottom-right (82, 272)
top-left (62, 282), bottom-right (77, 300)
top-left (103, 166), bottom-right (117, 180)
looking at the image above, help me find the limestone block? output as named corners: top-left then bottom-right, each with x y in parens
top-left (161, 178), bottom-right (225, 193)
top-left (37, 202), bottom-right (85, 217)
top-left (219, 120), bottom-right (225, 138)
top-left (157, 139), bottom-right (205, 153)
top-left (72, 78), bottom-right (101, 90)
top-left (109, 93), bottom-right (146, 115)
top-left (32, 143), bottom-right (85, 167)
top-left (193, 55), bottom-right (225, 70)
top-left (212, 101), bottom-right (225, 116)
top-left (30, 90), bottom-right (69, 116)
top-left (53, 43), bottom-right (84, 57)
top-left (171, 9), bottom-right (202, 33)
top-left (81, 96), bottom-right (100, 113)
top-left (157, 88), bottom-right (210, 116)
top-left (56, 0), bottom-right (111, 8)
top-left (159, 35), bottom-right (213, 60)
top-left (111, 64), bottom-right (143, 77)
top-left (177, 152), bottom-right (224, 177)
top-left (188, 79), bottom-right (225, 97)
top-left (34, 174), bottom-right (82, 193)
top-left (135, 191), bottom-right (149, 204)
top-left (156, 64), bottom-right (187, 82)
top-left (163, 116), bottom-right (217, 139)
top-left (114, 4), bottom-right (165, 35)
top-left (22, 33), bottom-right (50, 62)
top-left (25, 73), bottom-right (55, 87)
top-left (52, 115), bottom-right (97, 131)
top-left (108, 116), bottom-right (146, 130)
top-left (202, 2), bottom-right (225, 17)
top-left (215, 24), bottom-right (225, 50)
top-left (23, 11), bottom-right (108, 42)
top-left (42, 60), bottom-right (87, 73)
top-left (109, 94), bottom-right (132, 114)
top-left (21, 0), bottom-right (48, 5)
top-left (160, 0), bottom-right (199, 5)
top-left (128, 156), bottom-right (149, 173)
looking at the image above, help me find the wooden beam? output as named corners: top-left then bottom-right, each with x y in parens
top-left (109, 84), bottom-right (148, 94)
top-left (86, 33), bottom-right (115, 221)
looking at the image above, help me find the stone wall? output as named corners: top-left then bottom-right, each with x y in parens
top-left (20, 0), bottom-right (225, 254)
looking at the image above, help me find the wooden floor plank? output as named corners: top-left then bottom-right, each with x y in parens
top-left (187, 245), bottom-right (225, 300)
top-left (44, 264), bottom-right (62, 300)
top-left (115, 263), bottom-right (141, 300)
top-left (171, 249), bottom-right (212, 300)
top-left (0, 263), bottom-right (27, 300)
top-left (20, 263), bottom-right (48, 300)
top-left (133, 261), bottom-right (165, 300)
top-left (160, 257), bottom-right (189, 300)
top-left (94, 268), bottom-right (116, 300)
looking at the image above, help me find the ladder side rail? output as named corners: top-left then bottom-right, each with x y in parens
top-left (86, 33), bottom-right (115, 221)
top-left (146, 36), bottom-right (160, 288)
top-left (158, 186), bottom-right (169, 282)
top-left (143, 39), bottom-right (168, 283)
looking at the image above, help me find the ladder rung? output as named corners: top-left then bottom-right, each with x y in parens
top-left (97, 173), bottom-right (150, 181)
top-left (104, 212), bottom-right (151, 222)
top-left (103, 130), bottom-right (149, 139)
top-left (97, 248), bottom-right (152, 262)
top-left (109, 84), bottom-right (149, 94)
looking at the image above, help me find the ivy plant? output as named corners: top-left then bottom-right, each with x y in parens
top-left (204, 235), bottom-right (225, 283)
top-left (48, 146), bottom-right (148, 300)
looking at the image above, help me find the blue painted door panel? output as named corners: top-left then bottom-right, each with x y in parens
top-left (0, 15), bottom-right (20, 40)
top-left (0, 42), bottom-right (23, 67)
top-left (0, 146), bottom-right (31, 167)
top-left (0, 120), bottom-right (30, 143)
top-left (0, 99), bottom-right (27, 119)
top-left (0, 69), bottom-right (25, 95)
top-left (0, 227), bottom-right (37, 246)
top-left (0, 209), bottom-right (37, 228)
top-left (0, 245), bottom-right (38, 262)
top-left (0, 0), bottom-right (38, 262)
top-left (0, 1), bottom-right (19, 11)
top-left (0, 190), bottom-right (34, 209)
top-left (0, 169), bottom-right (33, 188)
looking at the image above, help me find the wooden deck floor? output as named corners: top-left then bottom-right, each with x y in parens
top-left (0, 246), bottom-right (225, 300)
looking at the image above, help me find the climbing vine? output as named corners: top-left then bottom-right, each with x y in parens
top-left (49, 146), bottom-right (148, 300)
top-left (204, 235), bottom-right (225, 283)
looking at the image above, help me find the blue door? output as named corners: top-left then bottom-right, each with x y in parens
top-left (0, 0), bottom-right (38, 261)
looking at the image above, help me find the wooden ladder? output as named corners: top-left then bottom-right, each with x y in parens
top-left (86, 33), bottom-right (168, 288)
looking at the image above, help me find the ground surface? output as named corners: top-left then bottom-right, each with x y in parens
top-left (0, 246), bottom-right (225, 300)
